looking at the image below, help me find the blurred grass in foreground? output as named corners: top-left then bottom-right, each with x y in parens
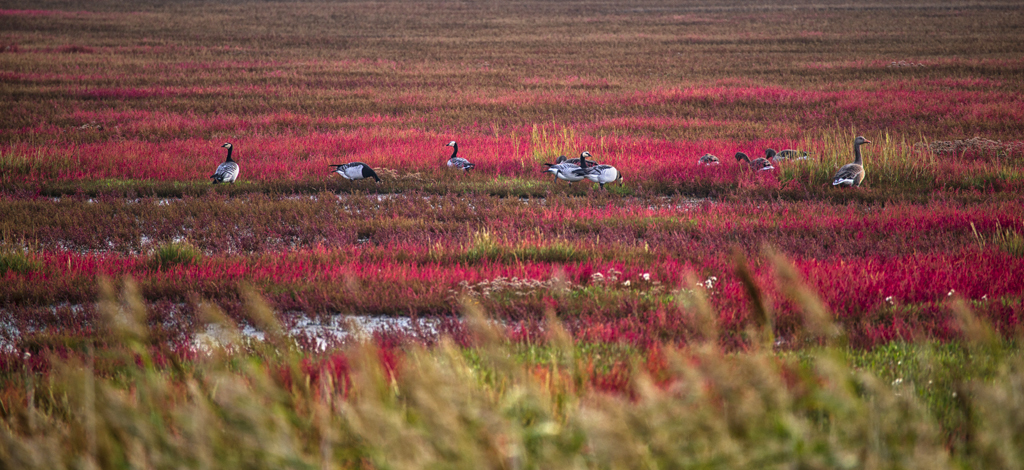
top-left (1, 256), bottom-right (1023, 469)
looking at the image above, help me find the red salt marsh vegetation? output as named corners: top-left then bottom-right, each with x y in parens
top-left (2, 0), bottom-right (1024, 467)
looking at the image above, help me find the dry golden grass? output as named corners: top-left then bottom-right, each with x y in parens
top-left (1, 277), bottom-right (1022, 468)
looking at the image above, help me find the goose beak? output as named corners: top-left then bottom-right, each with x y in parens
top-left (863, 139), bottom-right (872, 144)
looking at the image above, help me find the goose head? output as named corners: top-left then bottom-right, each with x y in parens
top-left (734, 152), bottom-right (750, 163)
top-left (556, 155), bottom-right (567, 163)
top-left (445, 141), bottom-right (457, 147)
top-left (765, 148), bottom-right (776, 159)
top-left (854, 136), bottom-right (871, 146)
top-left (221, 143), bottom-right (232, 149)
top-left (579, 151), bottom-right (591, 167)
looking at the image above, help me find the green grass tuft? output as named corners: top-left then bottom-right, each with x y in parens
top-left (993, 225), bottom-right (1024, 257)
top-left (151, 240), bottom-right (203, 269)
top-left (0, 247), bottom-right (40, 274)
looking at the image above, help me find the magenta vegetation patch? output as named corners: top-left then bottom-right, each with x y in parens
top-left (0, 0), bottom-right (1022, 359)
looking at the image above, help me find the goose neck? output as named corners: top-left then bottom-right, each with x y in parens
top-left (449, 143), bottom-right (458, 159)
top-left (225, 146), bottom-right (233, 162)
top-left (853, 142), bottom-right (862, 165)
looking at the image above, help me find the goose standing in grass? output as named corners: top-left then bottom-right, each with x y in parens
top-left (330, 162), bottom-right (381, 183)
top-left (574, 152), bottom-right (622, 190)
top-left (735, 152), bottom-right (774, 171)
top-left (544, 155), bottom-right (586, 184)
top-left (832, 136), bottom-right (871, 187)
top-left (698, 153), bottom-right (720, 165)
top-left (444, 141), bottom-right (475, 170)
top-left (210, 142), bottom-right (239, 184)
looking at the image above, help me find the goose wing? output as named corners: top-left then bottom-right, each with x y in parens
top-left (593, 165), bottom-right (619, 183)
top-left (211, 161), bottom-right (239, 182)
top-left (832, 163), bottom-right (864, 187)
top-left (448, 157), bottom-right (475, 170)
top-left (331, 162), bottom-right (363, 180)
top-left (774, 149), bottom-right (808, 162)
top-left (572, 165), bottom-right (598, 177)
top-left (575, 164), bottom-right (615, 183)
top-left (549, 163), bottom-right (583, 181)
top-left (752, 158), bottom-right (774, 171)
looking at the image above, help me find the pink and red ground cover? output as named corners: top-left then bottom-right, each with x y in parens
top-left (1, 0), bottom-right (1023, 362)
top-left (2, 195), bottom-right (1021, 353)
top-left (5, 4), bottom-right (1024, 467)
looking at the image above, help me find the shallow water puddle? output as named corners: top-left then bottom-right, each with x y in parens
top-left (0, 308), bottom-right (444, 353)
top-left (194, 314), bottom-right (443, 352)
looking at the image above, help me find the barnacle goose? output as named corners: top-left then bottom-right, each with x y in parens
top-left (210, 143), bottom-right (240, 184)
top-left (573, 152), bottom-right (622, 190)
top-left (445, 141), bottom-right (475, 170)
top-left (330, 162), bottom-right (381, 183)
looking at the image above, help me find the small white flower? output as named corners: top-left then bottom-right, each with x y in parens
top-left (982, 294), bottom-right (988, 300)
top-left (947, 289), bottom-right (955, 297)
top-left (641, 273), bottom-right (650, 281)
top-left (885, 296), bottom-right (894, 305)
top-left (892, 378), bottom-right (903, 386)
top-left (622, 280), bottom-right (631, 287)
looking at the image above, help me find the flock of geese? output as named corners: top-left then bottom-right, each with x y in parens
top-left (210, 136), bottom-right (872, 189)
